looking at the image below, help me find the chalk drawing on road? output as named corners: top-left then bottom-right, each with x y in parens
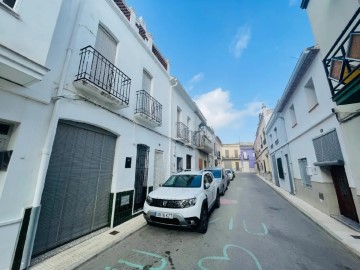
top-left (117, 249), bottom-right (167, 270)
top-left (220, 198), bottom-right (238, 205)
top-left (197, 244), bottom-right (263, 270)
top-left (228, 217), bottom-right (234, 230)
top-left (242, 220), bottom-right (268, 236)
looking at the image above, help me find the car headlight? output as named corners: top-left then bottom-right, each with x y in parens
top-left (178, 197), bottom-right (197, 208)
top-left (146, 195), bottom-right (153, 205)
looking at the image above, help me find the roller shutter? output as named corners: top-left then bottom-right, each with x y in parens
top-left (32, 121), bottom-right (116, 256)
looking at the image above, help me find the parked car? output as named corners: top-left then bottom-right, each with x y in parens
top-left (225, 169), bottom-right (234, 180)
top-left (231, 169), bottom-right (236, 179)
top-left (202, 167), bottom-right (229, 195)
top-left (143, 171), bottom-right (220, 233)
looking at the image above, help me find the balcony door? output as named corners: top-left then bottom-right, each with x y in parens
top-left (141, 70), bottom-right (153, 116)
top-left (92, 26), bottom-right (117, 91)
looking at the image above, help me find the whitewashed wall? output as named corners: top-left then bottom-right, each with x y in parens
top-left (0, 0), bottom-right (63, 65)
top-left (305, 0), bottom-right (359, 58)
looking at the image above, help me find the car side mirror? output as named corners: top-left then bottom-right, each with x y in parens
top-left (204, 183), bottom-right (210, 189)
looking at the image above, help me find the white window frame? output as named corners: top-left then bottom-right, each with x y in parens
top-left (1, 0), bottom-right (17, 9)
top-left (298, 158), bottom-right (312, 188)
top-left (304, 78), bottom-right (318, 112)
top-left (289, 104), bottom-right (297, 127)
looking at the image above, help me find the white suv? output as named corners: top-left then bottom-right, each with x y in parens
top-left (143, 171), bottom-right (220, 233)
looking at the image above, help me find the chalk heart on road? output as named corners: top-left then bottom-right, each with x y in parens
top-left (197, 244), bottom-right (262, 270)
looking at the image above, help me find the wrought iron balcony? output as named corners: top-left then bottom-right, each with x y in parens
top-left (74, 46), bottom-right (131, 107)
top-left (134, 90), bottom-right (162, 127)
top-left (187, 130), bottom-right (197, 147)
top-left (195, 131), bottom-right (213, 154)
top-left (222, 155), bottom-right (240, 160)
top-left (176, 122), bottom-right (189, 143)
top-left (323, 8), bottom-right (360, 105)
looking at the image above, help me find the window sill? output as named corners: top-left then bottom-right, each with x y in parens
top-left (0, 2), bottom-right (20, 19)
top-left (308, 103), bottom-right (319, 113)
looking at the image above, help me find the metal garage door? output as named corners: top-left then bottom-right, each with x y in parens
top-left (32, 121), bottom-right (116, 257)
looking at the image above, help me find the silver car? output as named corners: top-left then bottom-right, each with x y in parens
top-left (202, 167), bottom-right (229, 195)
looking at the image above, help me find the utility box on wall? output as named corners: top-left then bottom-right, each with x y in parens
top-left (306, 166), bottom-right (318, 176)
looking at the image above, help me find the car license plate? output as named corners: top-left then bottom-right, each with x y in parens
top-left (155, 212), bottom-right (173, 219)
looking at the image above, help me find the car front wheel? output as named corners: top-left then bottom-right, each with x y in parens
top-left (196, 204), bottom-right (208, 234)
top-left (215, 192), bottom-right (220, 208)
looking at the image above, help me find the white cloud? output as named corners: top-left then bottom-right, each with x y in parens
top-left (229, 25), bottom-right (251, 59)
top-left (189, 72), bottom-right (204, 84)
top-left (187, 72), bottom-right (204, 90)
top-left (194, 88), bottom-right (263, 130)
top-left (289, 0), bottom-right (298, 7)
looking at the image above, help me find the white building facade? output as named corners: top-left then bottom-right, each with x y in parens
top-left (254, 105), bottom-right (273, 180)
top-left (266, 44), bottom-right (360, 224)
top-left (0, 0), bottom-right (218, 268)
top-left (0, 0), bottom-right (64, 269)
top-left (301, 0), bottom-right (360, 223)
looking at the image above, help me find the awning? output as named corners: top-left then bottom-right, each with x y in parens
top-left (313, 160), bottom-right (344, 167)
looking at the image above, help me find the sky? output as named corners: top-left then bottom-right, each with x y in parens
top-left (126, 0), bottom-right (315, 144)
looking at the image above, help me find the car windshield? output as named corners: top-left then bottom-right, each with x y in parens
top-left (204, 169), bottom-right (221, 178)
top-left (163, 174), bottom-right (202, 188)
top-left (226, 169), bottom-right (231, 173)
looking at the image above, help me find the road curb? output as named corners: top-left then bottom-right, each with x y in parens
top-left (30, 215), bottom-right (147, 270)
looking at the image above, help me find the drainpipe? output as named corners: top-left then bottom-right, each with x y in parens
top-left (33, 0), bottom-right (85, 207)
top-left (279, 116), bottom-right (296, 194)
top-left (169, 78), bottom-right (178, 176)
top-left (22, 1), bottom-right (86, 268)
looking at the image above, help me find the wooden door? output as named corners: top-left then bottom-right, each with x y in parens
top-left (331, 166), bottom-right (359, 223)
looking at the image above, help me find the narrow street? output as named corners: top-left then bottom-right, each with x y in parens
top-left (77, 173), bottom-right (360, 270)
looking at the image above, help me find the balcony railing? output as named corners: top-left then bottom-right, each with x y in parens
top-left (188, 130), bottom-right (197, 147)
top-left (323, 8), bottom-right (360, 105)
top-left (176, 122), bottom-right (189, 142)
top-left (196, 132), bottom-right (213, 154)
top-left (222, 156), bottom-right (240, 159)
top-left (134, 90), bottom-right (162, 126)
top-left (74, 46), bottom-right (131, 105)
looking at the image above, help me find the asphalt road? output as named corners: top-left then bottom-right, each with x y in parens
top-left (77, 173), bottom-right (360, 270)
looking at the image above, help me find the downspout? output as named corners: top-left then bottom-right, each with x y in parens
top-left (169, 78), bottom-right (178, 176)
top-left (22, 1), bottom-right (86, 267)
top-left (34, 0), bottom-right (85, 207)
top-left (279, 116), bottom-right (296, 194)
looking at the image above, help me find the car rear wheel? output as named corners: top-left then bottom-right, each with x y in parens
top-left (196, 204), bottom-right (208, 234)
